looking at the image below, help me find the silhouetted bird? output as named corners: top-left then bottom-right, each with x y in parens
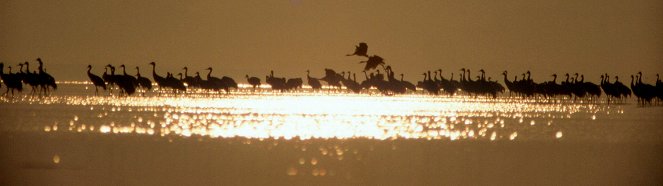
top-left (21, 62), bottom-right (40, 94)
top-left (149, 62), bottom-right (168, 91)
top-left (632, 72), bottom-right (656, 105)
top-left (245, 75), bottom-right (261, 90)
top-left (135, 66), bottom-right (153, 91)
top-left (204, 67), bottom-right (229, 93)
top-left (286, 78), bottom-right (303, 90)
top-left (36, 58), bottom-right (57, 94)
top-left (320, 69), bottom-right (343, 89)
top-left (120, 64), bottom-right (138, 86)
top-left (165, 72), bottom-right (186, 92)
top-left (87, 65), bottom-right (106, 95)
top-left (266, 70), bottom-right (287, 91)
top-left (0, 62), bottom-right (23, 96)
top-left (182, 67), bottom-right (199, 88)
top-left (306, 70), bottom-right (322, 90)
top-left (400, 74), bottom-right (416, 92)
top-left (102, 66), bottom-right (113, 90)
top-left (359, 55), bottom-right (385, 71)
top-left (346, 42), bottom-right (368, 57)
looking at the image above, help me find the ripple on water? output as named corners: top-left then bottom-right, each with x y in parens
top-left (0, 83), bottom-right (623, 141)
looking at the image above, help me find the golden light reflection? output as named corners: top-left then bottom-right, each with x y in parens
top-left (1, 82), bottom-right (623, 141)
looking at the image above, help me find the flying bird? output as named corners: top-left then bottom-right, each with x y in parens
top-left (359, 55), bottom-right (385, 71)
top-left (346, 42), bottom-right (368, 57)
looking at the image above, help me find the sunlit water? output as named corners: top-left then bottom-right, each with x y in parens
top-left (1, 82), bottom-right (662, 184)
top-left (1, 81), bottom-right (656, 142)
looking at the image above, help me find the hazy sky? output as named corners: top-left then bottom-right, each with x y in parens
top-left (1, 0), bottom-right (662, 82)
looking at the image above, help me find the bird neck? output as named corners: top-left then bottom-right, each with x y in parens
top-left (631, 76), bottom-right (635, 86)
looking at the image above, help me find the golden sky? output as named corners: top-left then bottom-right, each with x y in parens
top-left (1, 0), bottom-right (662, 82)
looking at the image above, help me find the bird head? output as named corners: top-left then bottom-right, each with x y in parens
top-left (149, 62), bottom-right (156, 66)
top-left (87, 65), bottom-right (92, 68)
top-left (206, 67), bottom-right (212, 70)
top-left (105, 64), bottom-right (112, 67)
top-left (552, 74), bottom-right (557, 77)
top-left (183, 67), bottom-right (188, 70)
top-left (502, 71), bottom-right (507, 75)
top-left (637, 71), bottom-right (642, 75)
top-left (120, 64), bottom-right (125, 68)
top-left (479, 69), bottom-right (485, 73)
top-left (459, 68), bottom-right (465, 71)
top-left (245, 74), bottom-right (249, 78)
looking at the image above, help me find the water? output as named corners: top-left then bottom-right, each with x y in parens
top-left (1, 82), bottom-right (662, 185)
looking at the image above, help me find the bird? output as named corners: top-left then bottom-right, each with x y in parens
top-left (286, 78), bottom-right (303, 90)
top-left (245, 75), bottom-right (261, 90)
top-left (359, 55), bottom-right (385, 71)
top-left (21, 62), bottom-right (40, 95)
top-left (400, 74), bottom-right (416, 92)
top-left (306, 70), bottom-right (322, 90)
top-left (87, 65), bottom-right (106, 95)
top-left (182, 67), bottom-right (198, 88)
top-left (107, 65), bottom-right (136, 96)
top-left (600, 74), bottom-right (619, 101)
top-left (204, 67), bottom-right (225, 92)
top-left (346, 42), bottom-right (368, 57)
top-left (120, 64), bottom-right (138, 86)
top-left (502, 71), bottom-right (518, 96)
top-left (220, 76), bottom-right (238, 93)
top-left (36, 58), bottom-right (57, 95)
top-left (421, 71), bottom-right (440, 95)
top-left (633, 72), bottom-right (657, 105)
top-left (0, 62), bottom-right (23, 96)
top-left (266, 70), bottom-right (287, 91)
top-left (102, 65), bottom-right (114, 91)
top-left (320, 69), bottom-right (343, 89)
top-left (579, 75), bottom-right (602, 98)
top-left (165, 72), bottom-right (186, 92)
top-left (149, 62), bottom-right (169, 91)
top-left (135, 66), bottom-right (153, 91)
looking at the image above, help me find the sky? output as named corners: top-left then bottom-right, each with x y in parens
top-left (1, 0), bottom-right (662, 83)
